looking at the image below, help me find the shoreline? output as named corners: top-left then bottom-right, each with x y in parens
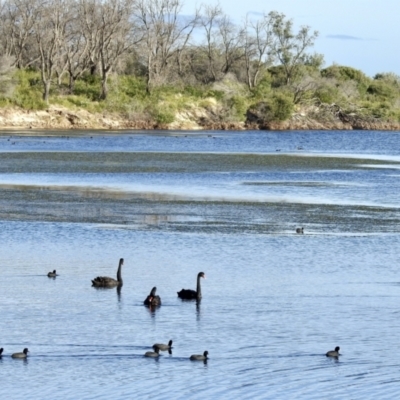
top-left (1, 105), bottom-right (399, 133)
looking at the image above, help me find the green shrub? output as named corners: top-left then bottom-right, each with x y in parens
top-left (13, 70), bottom-right (47, 110)
top-left (144, 99), bottom-right (176, 124)
top-left (321, 65), bottom-right (367, 82)
top-left (321, 65), bottom-right (371, 97)
top-left (315, 85), bottom-right (340, 104)
top-left (204, 89), bottom-right (225, 101)
top-left (117, 75), bottom-right (148, 99)
top-left (360, 100), bottom-right (392, 119)
top-left (271, 93), bottom-right (294, 121)
top-left (14, 93), bottom-right (47, 110)
top-left (390, 109), bottom-right (400, 122)
top-left (228, 95), bottom-right (248, 121)
top-left (268, 65), bottom-right (288, 88)
top-left (65, 96), bottom-right (90, 108)
top-left (151, 84), bottom-right (182, 99)
top-left (250, 75), bottom-right (272, 100)
top-left (0, 97), bottom-right (11, 106)
top-left (249, 92), bottom-right (294, 122)
top-left (366, 80), bottom-right (397, 102)
top-left (183, 85), bottom-right (215, 99)
top-left (74, 74), bottom-right (101, 100)
top-left (154, 110), bottom-right (175, 124)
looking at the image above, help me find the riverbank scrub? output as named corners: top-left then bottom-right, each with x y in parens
top-left (0, 69), bottom-right (400, 131)
top-left (1, 3), bottom-right (400, 132)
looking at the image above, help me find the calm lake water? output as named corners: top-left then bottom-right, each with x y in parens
top-left (1, 129), bottom-right (400, 399)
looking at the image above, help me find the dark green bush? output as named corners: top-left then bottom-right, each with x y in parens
top-left (367, 81), bottom-right (397, 102)
top-left (250, 75), bottom-right (272, 100)
top-left (249, 92), bottom-right (294, 122)
top-left (271, 93), bottom-right (294, 121)
top-left (321, 65), bottom-right (371, 97)
top-left (360, 101), bottom-right (392, 118)
top-left (315, 85), bottom-right (340, 104)
top-left (228, 96), bottom-right (248, 121)
top-left (154, 110), bottom-right (175, 124)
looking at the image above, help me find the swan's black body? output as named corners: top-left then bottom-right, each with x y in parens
top-left (92, 258), bottom-right (124, 288)
top-left (177, 272), bottom-right (205, 300)
top-left (144, 286), bottom-right (161, 306)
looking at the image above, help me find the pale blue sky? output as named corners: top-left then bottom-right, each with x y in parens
top-left (184, 0), bottom-right (400, 77)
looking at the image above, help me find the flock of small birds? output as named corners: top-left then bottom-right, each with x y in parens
top-left (2, 259), bottom-right (208, 362)
top-left (0, 345), bottom-right (209, 362)
top-left (2, 257), bottom-right (340, 362)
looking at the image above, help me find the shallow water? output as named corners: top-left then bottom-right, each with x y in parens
top-left (1, 129), bottom-right (400, 399)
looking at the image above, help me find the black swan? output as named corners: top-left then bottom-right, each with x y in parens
top-left (190, 350), bottom-right (208, 361)
top-left (296, 227), bottom-right (304, 234)
top-left (11, 348), bottom-right (29, 359)
top-left (326, 346), bottom-right (340, 357)
top-left (92, 258), bottom-right (124, 288)
top-left (144, 287), bottom-right (161, 306)
top-left (144, 345), bottom-right (160, 358)
top-left (47, 270), bottom-right (58, 277)
top-left (153, 340), bottom-right (173, 351)
top-left (177, 272), bottom-right (205, 300)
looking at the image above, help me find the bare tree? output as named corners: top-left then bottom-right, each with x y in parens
top-left (60, 1), bottom-right (94, 94)
top-left (192, 7), bottom-right (246, 84)
top-left (133, 0), bottom-right (198, 93)
top-left (78, 0), bottom-right (101, 77)
top-left (0, 0), bottom-right (41, 68)
top-left (198, 3), bottom-right (222, 82)
top-left (242, 14), bottom-right (274, 89)
top-left (0, 0), bottom-right (13, 57)
top-left (80, 0), bottom-right (138, 100)
top-left (33, 0), bottom-right (73, 102)
top-left (218, 14), bottom-right (243, 75)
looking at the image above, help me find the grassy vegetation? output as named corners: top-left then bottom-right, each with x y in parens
top-left (1, 65), bottom-right (400, 127)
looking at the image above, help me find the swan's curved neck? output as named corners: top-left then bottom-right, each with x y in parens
top-left (117, 261), bottom-right (123, 285)
top-left (196, 275), bottom-right (202, 299)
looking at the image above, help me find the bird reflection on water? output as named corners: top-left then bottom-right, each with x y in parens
top-left (196, 300), bottom-right (202, 318)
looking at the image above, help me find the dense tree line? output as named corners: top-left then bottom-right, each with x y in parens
top-left (0, 0), bottom-right (399, 124)
top-left (0, 0), bottom-right (318, 98)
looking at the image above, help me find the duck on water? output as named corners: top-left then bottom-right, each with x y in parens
top-left (11, 348), bottom-right (29, 359)
top-left (190, 351), bottom-right (208, 361)
top-left (144, 345), bottom-right (160, 358)
top-left (326, 346), bottom-right (341, 358)
top-left (153, 340), bottom-right (173, 352)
